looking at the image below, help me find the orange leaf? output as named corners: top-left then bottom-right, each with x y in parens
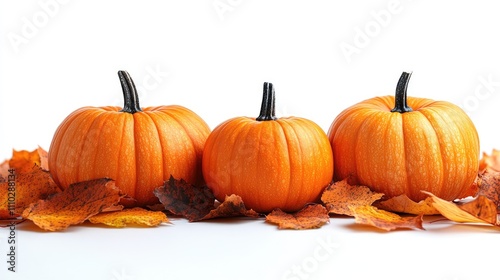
top-left (266, 204), bottom-right (329, 230)
top-left (479, 149), bottom-right (500, 172)
top-left (22, 178), bottom-right (123, 231)
top-left (0, 160), bottom-right (9, 180)
top-left (0, 166), bottom-right (60, 219)
top-left (375, 195), bottom-right (439, 215)
top-left (349, 205), bottom-right (424, 231)
top-left (321, 179), bottom-right (384, 216)
top-left (9, 147), bottom-right (49, 173)
top-left (88, 207), bottom-right (168, 227)
top-left (201, 194), bottom-right (259, 221)
top-left (423, 191), bottom-right (498, 225)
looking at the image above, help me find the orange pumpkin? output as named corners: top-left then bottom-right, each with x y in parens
top-left (328, 72), bottom-right (480, 201)
top-left (202, 83), bottom-right (334, 213)
top-left (48, 70), bottom-right (210, 206)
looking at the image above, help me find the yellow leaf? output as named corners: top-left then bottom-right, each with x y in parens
top-left (89, 207), bottom-right (168, 227)
top-left (423, 191), bottom-right (497, 225)
top-left (349, 205), bottom-right (424, 231)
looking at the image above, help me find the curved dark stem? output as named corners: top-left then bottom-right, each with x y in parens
top-left (118, 70), bottom-right (142, 114)
top-left (391, 71), bottom-right (413, 113)
top-left (256, 82), bottom-right (277, 121)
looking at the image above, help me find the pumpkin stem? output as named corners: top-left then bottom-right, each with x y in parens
top-left (256, 82), bottom-right (277, 121)
top-left (118, 70), bottom-right (142, 114)
top-left (391, 71), bottom-right (413, 113)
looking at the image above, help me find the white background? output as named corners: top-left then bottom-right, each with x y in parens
top-left (1, 1), bottom-right (500, 280)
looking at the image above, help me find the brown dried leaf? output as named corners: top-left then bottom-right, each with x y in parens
top-left (266, 204), bottom-right (329, 230)
top-left (0, 166), bottom-right (60, 219)
top-left (101, 205), bottom-right (125, 213)
top-left (458, 196), bottom-right (498, 224)
top-left (153, 176), bottom-right (215, 222)
top-left (201, 194), bottom-right (259, 221)
top-left (321, 179), bottom-right (384, 216)
top-left (9, 147), bottom-right (49, 173)
top-left (375, 195), bottom-right (439, 215)
top-left (22, 178), bottom-right (123, 231)
top-left (350, 205), bottom-right (424, 231)
top-left (479, 149), bottom-right (500, 172)
top-left (423, 191), bottom-right (497, 225)
top-left (476, 170), bottom-right (500, 209)
top-left (88, 207), bottom-right (168, 227)
top-left (146, 203), bottom-right (168, 212)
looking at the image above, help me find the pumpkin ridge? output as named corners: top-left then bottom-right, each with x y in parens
top-left (250, 121), bottom-right (268, 211)
top-left (354, 109), bottom-right (378, 185)
top-left (145, 111), bottom-right (170, 185)
top-left (92, 113), bottom-right (123, 185)
top-left (58, 109), bottom-right (102, 186)
top-left (384, 112), bottom-right (406, 197)
top-left (400, 113), bottom-right (413, 199)
top-left (114, 112), bottom-right (130, 194)
top-left (158, 108), bottom-right (198, 152)
top-left (415, 110), bottom-right (443, 198)
top-left (424, 106), bottom-right (479, 199)
top-left (274, 119), bottom-right (294, 209)
top-left (73, 109), bottom-right (109, 183)
top-left (131, 113), bottom-right (140, 200)
top-left (419, 108), bottom-right (454, 198)
top-left (82, 111), bottom-right (115, 183)
top-left (330, 107), bottom-right (364, 181)
top-left (48, 108), bottom-right (89, 182)
top-left (286, 118), bottom-right (314, 208)
top-left (132, 111), bottom-right (164, 203)
top-left (380, 113), bottom-right (393, 194)
top-left (212, 117), bottom-right (250, 201)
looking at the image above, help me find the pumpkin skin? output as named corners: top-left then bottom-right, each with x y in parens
top-left (202, 83), bottom-right (334, 213)
top-left (328, 72), bottom-right (480, 202)
top-left (48, 71), bottom-right (210, 206)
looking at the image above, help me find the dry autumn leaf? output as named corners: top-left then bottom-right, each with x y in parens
top-left (0, 160), bottom-right (9, 179)
top-left (321, 179), bottom-right (384, 216)
top-left (0, 166), bottom-right (60, 219)
top-left (22, 178), bottom-right (123, 231)
top-left (154, 176), bottom-right (259, 222)
top-left (349, 205), bottom-right (424, 231)
top-left (266, 204), bottom-right (329, 230)
top-left (479, 149), bottom-right (500, 172)
top-left (423, 191), bottom-right (498, 225)
top-left (374, 195), bottom-right (439, 215)
top-left (89, 207), bottom-right (168, 227)
top-left (475, 170), bottom-right (500, 210)
top-left (9, 147), bottom-right (49, 173)
top-left (457, 196), bottom-right (498, 224)
top-left (201, 194), bottom-right (259, 220)
top-left (154, 176), bottom-right (215, 221)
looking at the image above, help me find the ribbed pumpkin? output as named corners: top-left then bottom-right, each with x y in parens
top-left (328, 72), bottom-right (480, 201)
top-left (202, 83), bottom-right (334, 213)
top-left (48, 71), bottom-right (210, 206)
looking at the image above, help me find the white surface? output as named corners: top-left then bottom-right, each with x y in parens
top-left (1, 1), bottom-right (500, 279)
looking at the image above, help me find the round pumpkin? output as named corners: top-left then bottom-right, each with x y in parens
top-left (328, 72), bottom-right (480, 201)
top-left (202, 82), bottom-right (334, 213)
top-left (48, 70), bottom-right (210, 206)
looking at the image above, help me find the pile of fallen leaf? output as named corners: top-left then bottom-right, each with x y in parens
top-left (1, 147), bottom-right (500, 232)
